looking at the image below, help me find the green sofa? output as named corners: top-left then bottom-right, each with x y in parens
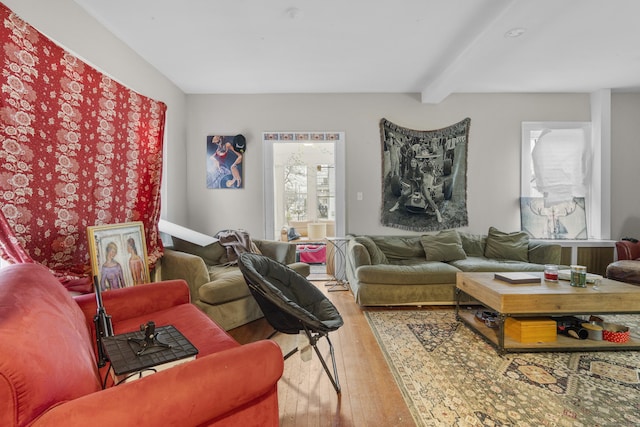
top-left (159, 237), bottom-right (310, 330)
top-left (346, 228), bottom-right (562, 306)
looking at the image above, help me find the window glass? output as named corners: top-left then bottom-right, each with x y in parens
top-left (528, 127), bottom-right (589, 204)
top-left (522, 122), bottom-right (591, 202)
top-left (521, 121), bottom-right (601, 239)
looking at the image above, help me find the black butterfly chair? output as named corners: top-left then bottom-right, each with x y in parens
top-left (238, 252), bottom-right (344, 393)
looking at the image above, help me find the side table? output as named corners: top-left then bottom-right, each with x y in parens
top-left (325, 237), bottom-right (350, 292)
top-left (102, 324), bottom-right (198, 384)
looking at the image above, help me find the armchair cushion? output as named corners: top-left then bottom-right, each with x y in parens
top-left (199, 269), bottom-right (251, 305)
top-left (606, 260), bottom-right (640, 285)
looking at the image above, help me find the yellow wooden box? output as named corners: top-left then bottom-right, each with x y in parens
top-left (504, 317), bottom-right (557, 343)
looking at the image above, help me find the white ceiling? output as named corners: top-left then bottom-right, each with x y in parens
top-left (73, 0), bottom-right (640, 103)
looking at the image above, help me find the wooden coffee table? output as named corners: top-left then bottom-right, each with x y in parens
top-left (455, 272), bottom-right (640, 354)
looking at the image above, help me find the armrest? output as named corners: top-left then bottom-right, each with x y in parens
top-left (33, 340), bottom-right (284, 427)
top-left (347, 240), bottom-right (372, 269)
top-left (74, 280), bottom-right (191, 324)
top-left (159, 248), bottom-right (211, 299)
top-left (255, 239), bottom-right (296, 264)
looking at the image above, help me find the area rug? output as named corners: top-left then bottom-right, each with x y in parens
top-left (365, 309), bottom-right (640, 427)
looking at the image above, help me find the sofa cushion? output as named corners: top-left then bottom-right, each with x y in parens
top-left (370, 235), bottom-right (424, 260)
top-left (484, 227), bottom-right (529, 262)
top-left (354, 236), bottom-right (388, 264)
top-left (356, 261), bottom-right (461, 285)
top-left (420, 230), bottom-right (466, 262)
top-left (528, 241), bottom-right (562, 265)
top-left (450, 256), bottom-right (545, 272)
top-left (458, 232), bottom-right (486, 257)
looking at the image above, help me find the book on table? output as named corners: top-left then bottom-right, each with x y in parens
top-left (494, 272), bottom-right (541, 284)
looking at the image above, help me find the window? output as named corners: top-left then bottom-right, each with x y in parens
top-left (522, 122), bottom-right (591, 203)
top-left (521, 122), bottom-right (601, 238)
top-left (283, 164), bottom-right (309, 222)
top-left (263, 132), bottom-right (345, 240)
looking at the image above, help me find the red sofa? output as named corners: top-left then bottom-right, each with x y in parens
top-left (0, 263), bottom-right (283, 427)
top-left (606, 239), bottom-right (640, 284)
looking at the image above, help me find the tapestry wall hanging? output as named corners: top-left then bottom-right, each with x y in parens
top-left (520, 197), bottom-right (587, 239)
top-left (0, 4), bottom-right (166, 293)
top-left (380, 118), bottom-right (470, 232)
top-left (207, 134), bottom-right (245, 189)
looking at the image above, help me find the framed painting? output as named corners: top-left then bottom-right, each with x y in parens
top-left (520, 197), bottom-right (588, 239)
top-left (207, 134), bottom-right (245, 189)
top-left (87, 222), bottom-right (150, 291)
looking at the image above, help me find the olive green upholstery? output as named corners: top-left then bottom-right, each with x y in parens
top-left (160, 237), bottom-right (310, 330)
top-left (346, 230), bottom-right (562, 306)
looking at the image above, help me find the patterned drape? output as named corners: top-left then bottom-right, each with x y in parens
top-left (0, 3), bottom-right (166, 292)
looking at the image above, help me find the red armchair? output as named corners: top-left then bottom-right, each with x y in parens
top-left (0, 263), bottom-right (283, 427)
top-left (615, 239), bottom-right (640, 261)
top-left (606, 239), bottom-right (640, 284)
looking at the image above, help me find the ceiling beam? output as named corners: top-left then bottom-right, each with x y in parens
top-left (420, 0), bottom-right (517, 104)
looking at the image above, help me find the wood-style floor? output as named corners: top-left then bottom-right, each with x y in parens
top-left (227, 279), bottom-right (417, 427)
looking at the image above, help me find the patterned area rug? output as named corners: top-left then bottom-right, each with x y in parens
top-left (365, 309), bottom-right (640, 427)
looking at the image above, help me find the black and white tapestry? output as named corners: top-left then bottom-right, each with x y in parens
top-left (380, 118), bottom-right (470, 232)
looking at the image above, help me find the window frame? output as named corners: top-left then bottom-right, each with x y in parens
top-left (521, 121), bottom-right (602, 239)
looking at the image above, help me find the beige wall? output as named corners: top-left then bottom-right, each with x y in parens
top-left (611, 94), bottom-right (640, 239)
top-left (187, 92), bottom-right (639, 240)
top-left (186, 93), bottom-right (609, 238)
top-left (5, 1), bottom-right (639, 241)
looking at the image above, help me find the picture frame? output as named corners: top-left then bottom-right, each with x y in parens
top-left (520, 197), bottom-right (588, 239)
top-left (87, 221), bottom-right (150, 291)
top-left (206, 134), bottom-right (245, 189)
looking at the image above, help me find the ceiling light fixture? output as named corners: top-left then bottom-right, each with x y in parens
top-left (504, 27), bottom-right (526, 38)
top-left (285, 7), bottom-right (302, 20)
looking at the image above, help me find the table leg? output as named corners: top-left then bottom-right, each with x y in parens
top-left (497, 313), bottom-right (507, 355)
top-left (455, 288), bottom-right (461, 321)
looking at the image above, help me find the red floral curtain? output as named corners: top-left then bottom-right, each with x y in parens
top-left (0, 3), bottom-right (166, 292)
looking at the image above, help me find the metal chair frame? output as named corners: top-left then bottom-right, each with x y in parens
top-left (239, 253), bottom-right (343, 393)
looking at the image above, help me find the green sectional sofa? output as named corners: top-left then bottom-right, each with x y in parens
top-left (346, 227), bottom-right (562, 306)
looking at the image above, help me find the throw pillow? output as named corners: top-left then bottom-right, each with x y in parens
top-left (484, 227), bottom-right (529, 262)
top-left (420, 230), bottom-right (467, 262)
top-left (458, 232), bottom-right (486, 257)
top-left (353, 236), bottom-right (388, 265)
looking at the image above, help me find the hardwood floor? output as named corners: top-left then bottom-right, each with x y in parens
top-left (227, 280), bottom-right (417, 427)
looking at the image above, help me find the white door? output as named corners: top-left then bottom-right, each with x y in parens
top-left (263, 132), bottom-right (346, 241)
